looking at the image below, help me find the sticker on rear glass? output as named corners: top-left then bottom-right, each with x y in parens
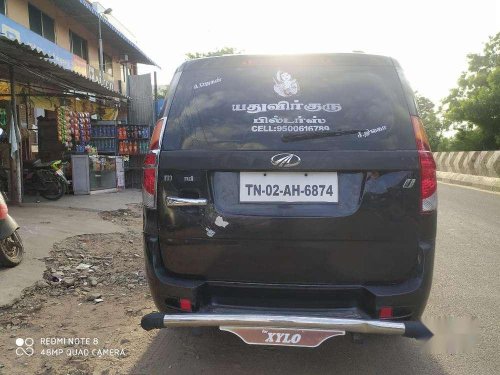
top-left (357, 125), bottom-right (388, 138)
top-left (193, 77), bottom-right (222, 90)
top-left (254, 115), bottom-right (326, 124)
top-left (232, 101), bottom-right (342, 114)
top-left (274, 71), bottom-right (299, 97)
top-left (252, 116), bottom-right (330, 132)
top-left (231, 70), bottom-right (342, 133)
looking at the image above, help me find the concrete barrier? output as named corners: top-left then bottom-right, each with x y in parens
top-left (433, 151), bottom-right (500, 192)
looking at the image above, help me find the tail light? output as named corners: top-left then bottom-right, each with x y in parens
top-left (142, 118), bottom-right (165, 209)
top-left (379, 306), bottom-right (393, 319)
top-left (149, 118), bottom-right (165, 150)
top-left (179, 298), bottom-right (193, 312)
top-left (0, 195), bottom-right (8, 220)
top-left (412, 116), bottom-right (437, 213)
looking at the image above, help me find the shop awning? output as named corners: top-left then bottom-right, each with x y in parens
top-left (51, 0), bottom-right (158, 67)
top-left (0, 35), bottom-right (129, 100)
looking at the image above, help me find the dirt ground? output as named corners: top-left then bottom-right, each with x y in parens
top-left (0, 205), bottom-right (158, 375)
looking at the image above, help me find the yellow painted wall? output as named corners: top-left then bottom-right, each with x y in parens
top-left (5, 0), bottom-right (128, 90)
top-left (5, 0), bottom-right (28, 27)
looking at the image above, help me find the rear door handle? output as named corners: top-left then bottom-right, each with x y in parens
top-left (166, 196), bottom-right (207, 207)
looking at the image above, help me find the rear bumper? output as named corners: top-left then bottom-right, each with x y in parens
top-left (140, 312), bottom-right (432, 339)
top-left (144, 234), bottom-right (435, 321)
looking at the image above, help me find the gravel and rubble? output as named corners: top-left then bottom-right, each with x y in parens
top-left (40, 231), bottom-right (147, 301)
top-left (99, 205), bottom-right (142, 227)
top-left (0, 204), bottom-right (158, 375)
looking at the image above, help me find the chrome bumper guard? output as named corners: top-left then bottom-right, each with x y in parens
top-left (141, 313), bottom-right (432, 340)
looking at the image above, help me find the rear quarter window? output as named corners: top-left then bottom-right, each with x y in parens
top-left (163, 64), bottom-right (415, 151)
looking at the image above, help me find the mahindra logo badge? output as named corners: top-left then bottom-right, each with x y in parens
top-left (271, 153), bottom-right (301, 168)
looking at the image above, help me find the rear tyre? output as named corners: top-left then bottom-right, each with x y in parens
top-left (0, 230), bottom-right (24, 267)
top-left (40, 177), bottom-right (65, 200)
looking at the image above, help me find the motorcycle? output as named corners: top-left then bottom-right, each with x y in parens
top-left (0, 159), bottom-right (69, 202)
top-left (0, 192), bottom-right (23, 267)
top-left (23, 159), bottom-right (69, 201)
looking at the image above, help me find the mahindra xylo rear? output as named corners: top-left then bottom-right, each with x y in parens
top-left (141, 53), bottom-right (437, 346)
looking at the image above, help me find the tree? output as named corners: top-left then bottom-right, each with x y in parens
top-left (185, 47), bottom-right (240, 60)
top-left (442, 32), bottom-right (500, 150)
top-left (157, 85), bottom-right (170, 99)
top-left (415, 93), bottom-right (445, 151)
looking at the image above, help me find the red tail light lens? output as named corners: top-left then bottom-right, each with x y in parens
top-left (143, 153), bottom-right (157, 195)
top-left (379, 306), bottom-right (393, 319)
top-left (412, 116), bottom-right (437, 213)
top-left (419, 152), bottom-right (437, 199)
top-left (143, 118), bottom-right (165, 209)
top-left (150, 118), bottom-right (165, 150)
top-left (143, 151), bottom-right (158, 209)
top-left (179, 298), bottom-right (193, 312)
top-left (412, 115), bottom-right (432, 152)
top-left (0, 203), bottom-right (8, 220)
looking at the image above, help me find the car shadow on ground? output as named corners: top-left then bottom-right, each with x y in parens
top-left (130, 327), bottom-right (447, 375)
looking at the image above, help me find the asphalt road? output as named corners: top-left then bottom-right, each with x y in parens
top-left (132, 183), bottom-right (499, 375)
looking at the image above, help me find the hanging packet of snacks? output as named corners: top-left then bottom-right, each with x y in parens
top-left (56, 106), bottom-right (72, 149)
top-left (59, 109), bottom-right (92, 152)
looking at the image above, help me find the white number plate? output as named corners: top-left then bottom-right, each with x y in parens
top-left (220, 327), bottom-right (345, 347)
top-left (239, 172), bottom-right (338, 203)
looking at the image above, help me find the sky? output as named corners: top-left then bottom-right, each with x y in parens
top-left (101, 0), bottom-right (499, 104)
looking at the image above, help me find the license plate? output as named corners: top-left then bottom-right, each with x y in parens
top-left (220, 327), bottom-right (345, 347)
top-left (239, 172), bottom-right (338, 203)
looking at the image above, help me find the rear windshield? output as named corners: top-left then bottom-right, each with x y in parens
top-left (162, 64), bottom-right (415, 151)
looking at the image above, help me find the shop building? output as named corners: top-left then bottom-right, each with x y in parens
top-left (0, 0), bottom-right (157, 203)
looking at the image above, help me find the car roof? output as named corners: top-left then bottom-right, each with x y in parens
top-left (179, 53), bottom-right (398, 72)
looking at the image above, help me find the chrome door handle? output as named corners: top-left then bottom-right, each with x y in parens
top-left (166, 196), bottom-right (207, 207)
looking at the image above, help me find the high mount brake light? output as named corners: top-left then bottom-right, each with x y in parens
top-left (412, 116), bottom-right (437, 213)
top-left (142, 118), bottom-right (165, 209)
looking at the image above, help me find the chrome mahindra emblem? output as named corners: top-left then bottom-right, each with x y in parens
top-left (271, 153), bottom-right (301, 168)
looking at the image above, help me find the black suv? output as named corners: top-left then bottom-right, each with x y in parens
top-left (141, 53), bottom-right (437, 346)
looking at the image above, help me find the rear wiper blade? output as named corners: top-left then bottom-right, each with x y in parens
top-left (281, 129), bottom-right (367, 143)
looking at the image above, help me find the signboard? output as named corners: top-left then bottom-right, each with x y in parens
top-left (88, 65), bottom-right (114, 91)
top-left (0, 14), bottom-right (116, 93)
top-left (0, 13), bottom-right (73, 70)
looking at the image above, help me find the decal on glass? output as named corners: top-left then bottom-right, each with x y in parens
top-left (193, 77), bottom-right (222, 90)
top-left (357, 125), bottom-right (388, 138)
top-left (274, 71), bottom-right (299, 97)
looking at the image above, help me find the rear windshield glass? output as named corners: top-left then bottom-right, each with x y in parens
top-left (163, 64), bottom-right (415, 151)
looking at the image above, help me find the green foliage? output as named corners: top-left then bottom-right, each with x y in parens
top-left (186, 47), bottom-right (240, 60)
top-left (415, 93), bottom-right (445, 151)
top-left (442, 32), bottom-right (500, 150)
top-left (157, 85), bottom-right (169, 99)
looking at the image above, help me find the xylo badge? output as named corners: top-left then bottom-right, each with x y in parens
top-left (220, 327), bottom-right (345, 347)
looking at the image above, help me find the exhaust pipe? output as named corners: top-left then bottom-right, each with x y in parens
top-left (141, 313), bottom-right (432, 340)
top-left (403, 320), bottom-right (434, 340)
top-left (141, 312), bottom-right (165, 331)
